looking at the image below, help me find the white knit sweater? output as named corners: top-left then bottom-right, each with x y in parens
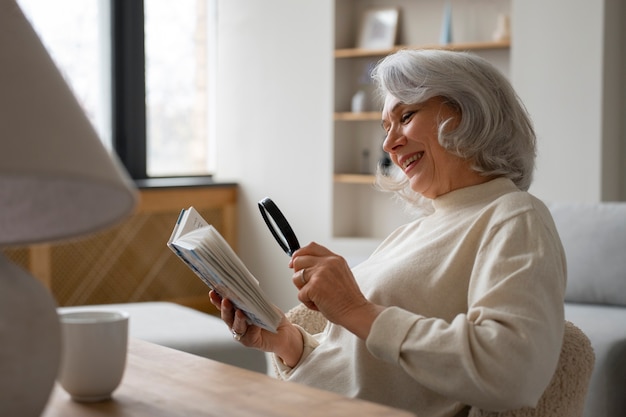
top-left (276, 178), bottom-right (567, 417)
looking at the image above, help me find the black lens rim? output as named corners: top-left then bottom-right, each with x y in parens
top-left (258, 197), bottom-right (300, 256)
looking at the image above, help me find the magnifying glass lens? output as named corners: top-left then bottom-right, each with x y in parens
top-left (263, 207), bottom-right (290, 247)
top-left (258, 198), bottom-right (300, 256)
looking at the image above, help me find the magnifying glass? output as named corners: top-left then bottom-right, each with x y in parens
top-left (258, 197), bottom-right (300, 256)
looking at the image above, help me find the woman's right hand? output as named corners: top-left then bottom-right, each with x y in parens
top-left (209, 290), bottom-right (304, 367)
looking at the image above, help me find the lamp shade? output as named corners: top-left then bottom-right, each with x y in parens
top-left (0, 0), bottom-right (138, 246)
top-left (0, 1), bottom-right (138, 415)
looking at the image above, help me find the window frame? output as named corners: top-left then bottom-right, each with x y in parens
top-left (111, 0), bottom-right (148, 180)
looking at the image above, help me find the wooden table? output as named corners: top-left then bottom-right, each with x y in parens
top-left (43, 338), bottom-right (415, 417)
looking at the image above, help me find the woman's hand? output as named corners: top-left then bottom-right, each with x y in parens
top-left (289, 242), bottom-right (384, 339)
top-left (208, 290), bottom-right (304, 367)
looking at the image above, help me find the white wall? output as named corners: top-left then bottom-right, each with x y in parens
top-left (512, 0), bottom-right (624, 202)
top-left (214, 0), bottom-right (333, 310)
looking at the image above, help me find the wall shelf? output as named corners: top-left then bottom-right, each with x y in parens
top-left (334, 111), bottom-right (381, 121)
top-left (335, 40), bottom-right (510, 59)
top-left (334, 174), bottom-right (376, 184)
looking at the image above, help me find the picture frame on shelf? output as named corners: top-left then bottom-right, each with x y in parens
top-left (357, 8), bottom-right (399, 50)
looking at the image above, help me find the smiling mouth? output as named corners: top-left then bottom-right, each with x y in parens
top-left (403, 152), bottom-right (424, 170)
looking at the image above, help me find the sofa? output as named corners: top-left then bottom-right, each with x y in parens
top-left (549, 202), bottom-right (626, 417)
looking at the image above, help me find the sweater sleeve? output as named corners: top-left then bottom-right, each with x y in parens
top-left (366, 207), bottom-right (566, 411)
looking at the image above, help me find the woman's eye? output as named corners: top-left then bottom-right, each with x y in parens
top-left (401, 111), bottom-right (414, 124)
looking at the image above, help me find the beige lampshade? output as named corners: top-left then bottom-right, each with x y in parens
top-left (1, 1), bottom-right (139, 416)
top-left (0, 0), bottom-right (138, 246)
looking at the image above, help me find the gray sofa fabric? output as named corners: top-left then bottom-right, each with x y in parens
top-left (550, 202), bottom-right (626, 306)
top-left (549, 202), bottom-right (626, 417)
top-left (565, 304), bottom-right (626, 417)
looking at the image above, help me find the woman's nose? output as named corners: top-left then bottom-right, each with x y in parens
top-left (382, 127), bottom-right (404, 153)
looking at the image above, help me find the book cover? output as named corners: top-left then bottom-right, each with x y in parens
top-left (167, 207), bottom-right (281, 333)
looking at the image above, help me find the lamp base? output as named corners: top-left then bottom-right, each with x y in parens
top-left (0, 253), bottom-right (61, 417)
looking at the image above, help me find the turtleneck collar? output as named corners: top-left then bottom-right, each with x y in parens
top-left (431, 177), bottom-right (520, 213)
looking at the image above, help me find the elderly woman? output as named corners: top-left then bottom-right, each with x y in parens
top-left (210, 49), bottom-right (566, 417)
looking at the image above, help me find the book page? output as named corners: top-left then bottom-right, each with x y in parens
top-left (168, 207), bottom-right (209, 245)
top-left (167, 207), bottom-right (281, 332)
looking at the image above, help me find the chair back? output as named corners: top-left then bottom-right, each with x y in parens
top-left (468, 321), bottom-right (595, 417)
top-left (286, 303), bottom-right (327, 334)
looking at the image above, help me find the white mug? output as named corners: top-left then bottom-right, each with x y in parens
top-left (57, 310), bottom-right (129, 402)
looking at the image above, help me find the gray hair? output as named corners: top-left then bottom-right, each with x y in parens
top-left (371, 49), bottom-right (536, 206)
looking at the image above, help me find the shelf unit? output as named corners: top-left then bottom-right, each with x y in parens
top-left (332, 0), bottom-right (511, 239)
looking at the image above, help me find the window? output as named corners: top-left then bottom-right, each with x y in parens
top-left (144, 0), bottom-right (216, 177)
top-left (17, 0), bottom-right (216, 179)
top-left (17, 0), bottom-right (111, 149)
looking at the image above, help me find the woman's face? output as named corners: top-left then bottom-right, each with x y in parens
top-left (381, 95), bottom-right (487, 199)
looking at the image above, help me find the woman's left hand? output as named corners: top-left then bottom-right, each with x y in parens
top-left (208, 290), bottom-right (305, 367)
top-left (289, 242), bottom-right (384, 339)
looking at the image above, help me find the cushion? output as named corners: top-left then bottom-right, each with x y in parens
top-left (548, 203), bottom-right (626, 306)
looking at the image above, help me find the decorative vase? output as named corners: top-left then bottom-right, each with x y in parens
top-left (351, 60), bottom-right (378, 113)
top-left (351, 83), bottom-right (377, 113)
top-left (440, 0), bottom-right (453, 45)
top-left (492, 14), bottom-right (511, 42)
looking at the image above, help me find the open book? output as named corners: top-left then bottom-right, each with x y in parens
top-left (167, 207), bottom-right (281, 333)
